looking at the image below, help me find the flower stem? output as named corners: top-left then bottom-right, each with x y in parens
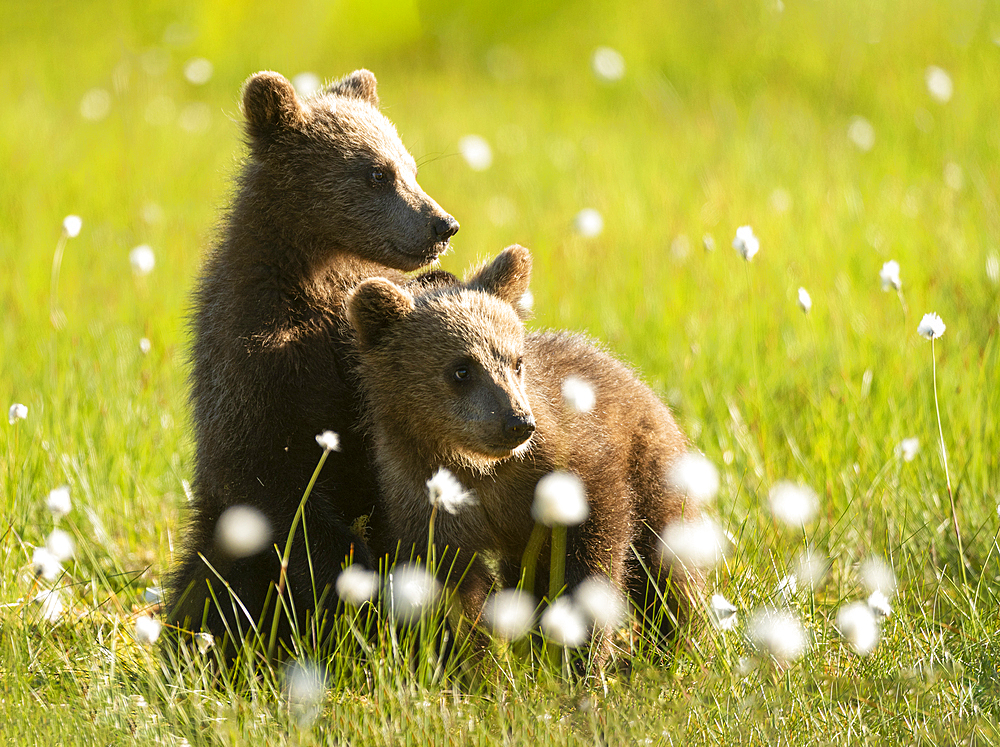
top-left (50, 231), bottom-right (68, 329)
top-left (932, 339), bottom-right (964, 585)
top-left (549, 525), bottom-right (567, 601)
top-left (519, 523), bottom-right (547, 596)
top-left (745, 262), bottom-right (767, 473)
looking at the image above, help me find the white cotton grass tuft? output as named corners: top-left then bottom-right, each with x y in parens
top-left (139, 337), bottom-right (152, 355)
top-left (183, 57), bottom-right (214, 85)
top-left (32, 547), bottom-right (63, 582)
top-left (385, 564), bottom-right (441, 623)
top-left (46, 486), bottom-right (72, 519)
top-left (194, 632), bottom-right (215, 654)
top-left (659, 516), bottom-right (728, 569)
top-left (315, 430), bottom-right (340, 452)
top-left (80, 88), bottom-right (111, 121)
top-left (284, 660), bottom-right (326, 728)
top-left (292, 71), bottom-right (322, 97)
top-left (134, 615), bottom-right (162, 645)
top-left (8, 403), bottom-right (28, 424)
top-left (879, 260), bottom-right (902, 291)
top-left (591, 46), bottom-right (626, 81)
top-left (129, 245), bottom-right (156, 276)
top-left (797, 287), bottom-right (812, 313)
top-left (426, 466), bottom-right (476, 515)
top-left (925, 65), bottom-right (953, 104)
top-left (710, 593), bottom-right (738, 631)
top-left (517, 289), bottom-right (534, 314)
top-left (62, 215), bottom-right (83, 238)
top-left (917, 312), bottom-right (946, 340)
top-left (573, 208), bottom-right (604, 238)
top-left (867, 589), bottom-right (892, 618)
top-left (860, 556), bottom-right (897, 596)
top-left (35, 589), bottom-right (64, 623)
top-left (561, 375), bottom-right (595, 414)
top-left (335, 565), bottom-right (379, 607)
top-left (574, 576), bottom-right (626, 631)
top-left (703, 234), bottom-right (715, 252)
top-left (667, 452), bottom-right (720, 506)
top-left (215, 505), bottom-right (272, 559)
top-left (776, 574), bottom-right (798, 602)
top-left (836, 602), bottom-right (880, 655)
top-left (768, 481), bottom-right (819, 528)
top-left (45, 529), bottom-right (74, 562)
top-left (540, 597), bottom-right (589, 648)
top-left (847, 116), bottom-right (876, 152)
top-left (896, 437), bottom-right (919, 462)
top-left (458, 135), bottom-right (493, 171)
top-left (794, 547), bottom-right (830, 590)
top-left (987, 254), bottom-right (999, 285)
top-left (483, 589), bottom-right (536, 640)
top-left (532, 471), bottom-right (589, 526)
top-left (732, 225), bottom-right (759, 261)
top-left (748, 608), bottom-right (808, 663)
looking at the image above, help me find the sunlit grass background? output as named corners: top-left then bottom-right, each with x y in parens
top-left (2, 0), bottom-right (999, 743)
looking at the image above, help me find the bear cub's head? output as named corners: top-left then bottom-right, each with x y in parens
top-left (348, 245), bottom-right (535, 471)
top-left (242, 69), bottom-right (459, 271)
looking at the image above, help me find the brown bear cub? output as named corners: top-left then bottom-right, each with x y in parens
top-left (347, 245), bottom-right (699, 655)
top-left (167, 69), bottom-right (459, 655)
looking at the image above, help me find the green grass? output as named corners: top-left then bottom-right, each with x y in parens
top-left (2, 0), bottom-right (1000, 743)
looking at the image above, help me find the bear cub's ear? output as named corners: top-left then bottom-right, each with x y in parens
top-left (466, 245), bottom-right (533, 308)
top-left (327, 69), bottom-right (379, 107)
top-left (242, 71), bottom-right (306, 140)
top-left (347, 278), bottom-right (415, 349)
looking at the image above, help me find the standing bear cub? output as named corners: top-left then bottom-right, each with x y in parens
top-left (167, 69), bottom-right (459, 654)
top-left (347, 245), bottom-right (700, 649)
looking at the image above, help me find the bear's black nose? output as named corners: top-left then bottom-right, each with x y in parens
top-left (504, 414), bottom-right (536, 443)
top-left (433, 215), bottom-right (460, 240)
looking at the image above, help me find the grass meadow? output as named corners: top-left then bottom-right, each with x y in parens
top-left (2, 0), bottom-right (1000, 743)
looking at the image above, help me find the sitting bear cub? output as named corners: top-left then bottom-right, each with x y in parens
top-left (347, 245), bottom-right (700, 650)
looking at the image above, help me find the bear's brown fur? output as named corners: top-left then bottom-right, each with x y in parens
top-left (347, 245), bottom-right (699, 657)
top-left (166, 69), bottom-right (459, 653)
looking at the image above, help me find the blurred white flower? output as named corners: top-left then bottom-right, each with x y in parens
top-left (35, 589), bottom-right (64, 623)
top-left (797, 287), bottom-right (812, 313)
top-left (896, 437), bottom-right (919, 462)
top-left (925, 66), bottom-right (953, 103)
top-left (574, 576), bottom-right (626, 630)
top-left (315, 430), bottom-right (341, 452)
top-left (532, 471), bottom-right (589, 526)
top-left (732, 225), bottom-right (759, 261)
top-left (860, 556), bottom-right (897, 596)
top-left (667, 452), bottom-right (720, 506)
top-left (129, 245), bottom-right (155, 276)
top-left (139, 337), bottom-right (152, 355)
top-left (540, 597), bottom-right (588, 647)
top-left (879, 260), bottom-right (901, 291)
top-left (292, 71), bottom-right (322, 97)
top-left (458, 135), bottom-right (493, 171)
top-left (284, 660), bottom-right (326, 728)
top-left (768, 481), bottom-right (819, 528)
top-left (46, 486), bottom-right (71, 519)
top-left (195, 632), bottom-right (215, 654)
top-left (943, 162), bottom-right (963, 191)
top-left (32, 547), bottom-right (63, 581)
top-left (386, 564), bottom-right (441, 623)
top-left (794, 547), bottom-right (829, 589)
top-left (426, 467), bottom-right (475, 514)
top-left (986, 254), bottom-right (999, 285)
top-left (703, 234), bottom-right (715, 252)
top-left (917, 312), bottom-right (945, 340)
top-left (847, 116), bottom-right (875, 152)
top-left (335, 565), bottom-right (379, 607)
top-left (591, 46), bottom-right (626, 81)
top-left (867, 589), bottom-right (892, 618)
top-left (183, 57), bottom-right (214, 85)
top-left (518, 289), bottom-right (534, 314)
top-left (62, 215), bottom-right (83, 238)
top-left (215, 505), bottom-right (271, 558)
top-left (710, 593), bottom-right (738, 631)
top-left (659, 516), bottom-right (727, 569)
top-left (484, 589), bottom-right (536, 640)
top-left (776, 574), bottom-right (798, 602)
top-left (561, 375), bottom-right (595, 414)
top-left (135, 615), bottom-right (162, 645)
top-left (45, 529), bottom-right (74, 562)
top-left (573, 208), bottom-right (604, 238)
top-left (836, 602), bottom-right (879, 655)
top-left (748, 609), bottom-right (807, 663)
top-left (8, 403), bottom-right (27, 424)
top-left (80, 88), bottom-right (111, 121)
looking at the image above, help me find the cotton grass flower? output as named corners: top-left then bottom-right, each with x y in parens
top-left (426, 467), bottom-right (475, 515)
top-left (45, 529), bottom-right (74, 562)
top-left (194, 632), bottom-right (215, 654)
top-left (797, 287), bottom-right (812, 313)
top-left (860, 556), bottom-right (897, 596)
top-left (183, 57), bottom-right (213, 85)
top-left (847, 116), bottom-right (876, 152)
top-left (768, 481), bottom-right (819, 528)
top-left (917, 312), bottom-right (945, 340)
top-left (385, 563), bottom-right (441, 623)
top-left (659, 516), bottom-right (727, 569)
top-left (574, 576), bottom-right (626, 630)
top-left (710, 593), bottom-right (738, 631)
top-left (484, 589), bottom-right (536, 640)
top-left (129, 245), bottom-right (156, 276)
top-left (867, 589), bottom-right (892, 618)
top-left (134, 615), bottom-right (162, 645)
top-left (292, 71), bottom-right (322, 97)
top-left (987, 254), bottom-right (999, 285)
top-left (46, 486), bottom-right (71, 519)
top-left (62, 215), bottom-right (82, 238)
top-left (215, 505), bottom-right (272, 558)
top-left (8, 403), bottom-right (27, 424)
top-left (315, 430), bottom-right (340, 452)
top-left (573, 208), bottom-right (604, 238)
top-left (458, 135), bottom-right (493, 171)
top-left (896, 437), bottom-right (919, 462)
top-left (794, 547), bottom-right (829, 589)
top-left (285, 661), bottom-right (326, 727)
top-left (667, 452), bottom-right (720, 506)
top-left (540, 597), bottom-right (588, 647)
top-left (879, 260), bottom-right (902, 291)
top-left (776, 574), bottom-right (798, 602)
top-left (335, 565), bottom-right (379, 607)
top-left (591, 46), bottom-right (626, 81)
top-left (532, 471), bottom-right (589, 526)
top-left (837, 602), bottom-right (879, 655)
top-left (139, 337), bottom-right (152, 355)
top-left (561, 375), bottom-right (595, 414)
top-left (732, 225), bottom-right (759, 261)
top-left (925, 66), bottom-right (953, 103)
top-left (32, 547), bottom-right (63, 581)
top-left (35, 589), bottom-right (64, 623)
top-left (748, 609), bottom-right (807, 663)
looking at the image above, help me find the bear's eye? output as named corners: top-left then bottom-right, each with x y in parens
top-left (370, 168), bottom-right (386, 184)
top-left (515, 358), bottom-right (524, 374)
top-left (454, 366), bottom-right (470, 382)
